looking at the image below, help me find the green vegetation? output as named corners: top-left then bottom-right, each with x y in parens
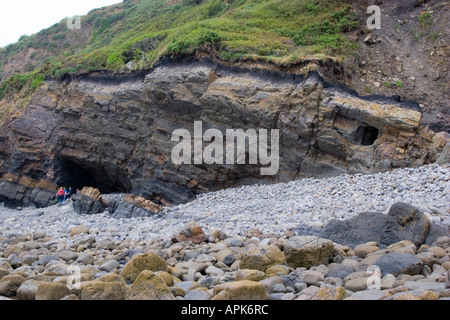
top-left (394, 79), bottom-right (403, 88)
top-left (0, 0), bottom-right (361, 102)
top-left (0, 70), bottom-right (46, 101)
top-left (418, 11), bottom-right (432, 29)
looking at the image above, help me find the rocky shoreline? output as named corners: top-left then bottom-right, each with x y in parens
top-left (0, 164), bottom-right (449, 300)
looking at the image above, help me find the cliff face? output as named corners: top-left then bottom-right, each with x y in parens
top-left (0, 58), bottom-right (448, 208)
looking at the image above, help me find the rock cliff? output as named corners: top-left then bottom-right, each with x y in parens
top-left (0, 57), bottom-right (448, 208)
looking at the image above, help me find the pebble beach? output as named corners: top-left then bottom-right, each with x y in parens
top-left (0, 163), bottom-right (449, 300)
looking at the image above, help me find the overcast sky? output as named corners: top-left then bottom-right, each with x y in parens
top-left (0, 0), bottom-right (122, 48)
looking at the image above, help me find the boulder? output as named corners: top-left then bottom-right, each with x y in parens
top-left (284, 236), bottom-right (334, 269)
top-left (303, 270), bottom-right (325, 285)
top-left (344, 278), bottom-right (368, 292)
top-left (309, 286), bottom-right (348, 300)
top-left (239, 245), bottom-right (286, 272)
top-left (0, 274), bottom-right (26, 297)
top-left (127, 270), bottom-right (175, 300)
top-left (99, 260), bottom-right (120, 273)
top-left (235, 269), bottom-right (266, 282)
top-left (172, 221), bottom-right (205, 244)
top-left (57, 249), bottom-right (79, 262)
top-left (383, 202), bottom-right (430, 247)
top-left (123, 194), bottom-right (162, 213)
top-left (70, 225), bottom-right (90, 236)
top-left (213, 280), bottom-right (268, 300)
top-left (373, 252), bottom-right (423, 277)
top-left (17, 280), bottom-right (43, 300)
top-left (121, 253), bottom-right (168, 283)
top-left (184, 289), bottom-right (212, 300)
top-left (72, 187), bottom-right (106, 215)
top-left (392, 289), bottom-right (439, 300)
top-left (35, 282), bottom-right (71, 300)
top-left (81, 281), bottom-right (128, 300)
top-left (317, 202), bottom-right (435, 248)
top-left (416, 252), bottom-right (441, 267)
top-left (325, 264), bottom-right (354, 279)
top-left (265, 265), bottom-right (291, 278)
top-left (108, 194), bottom-right (162, 218)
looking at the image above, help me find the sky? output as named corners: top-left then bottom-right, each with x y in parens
top-left (0, 0), bottom-right (122, 48)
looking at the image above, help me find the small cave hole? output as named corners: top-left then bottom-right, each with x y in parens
top-left (355, 125), bottom-right (379, 146)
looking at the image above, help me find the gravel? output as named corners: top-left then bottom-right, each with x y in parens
top-left (0, 163), bottom-right (448, 244)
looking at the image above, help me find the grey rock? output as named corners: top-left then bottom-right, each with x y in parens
top-left (174, 281), bottom-right (198, 292)
top-left (57, 249), bottom-right (79, 262)
top-left (205, 265), bottom-right (224, 276)
top-left (272, 283), bottom-right (286, 293)
top-left (325, 264), bottom-right (354, 279)
top-left (318, 202), bottom-right (432, 248)
top-left (199, 276), bottom-right (219, 289)
top-left (259, 276), bottom-right (283, 293)
top-left (281, 292), bottom-right (296, 300)
top-left (20, 253), bottom-right (39, 265)
top-left (17, 279), bottom-right (42, 300)
top-left (37, 255), bottom-right (58, 266)
top-left (184, 289), bottom-right (211, 300)
top-left (281, 274), bottom-right (305, 288)
top-left (268, 293), bottom-right (285, 300)
top-left (351, 289), bottom-right (386, 300)
top-left (72, 193), bottom-right (105, 215)
top-left (373, 252), bottom-right (423, 277)
top-left (76, 253), bottom-right (95, 265)
top-left (99, 260), bottom-right (120, 272)
top-left (404, 280), bottom-right (446, 292)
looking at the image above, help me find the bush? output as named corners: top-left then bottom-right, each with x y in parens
top-left (168, 29), bottom-right (223, 54)
top-left (106, 52), bottom-right (124, 66)
top-left (205, 0), bottom-right (225, 17)
top-left (30, 75), bottom-right (45, 91)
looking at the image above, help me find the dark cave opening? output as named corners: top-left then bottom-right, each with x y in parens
top-left (355, 125), bottom-right (379, 146)
top-left (54, 158), bottom-right (132, 194)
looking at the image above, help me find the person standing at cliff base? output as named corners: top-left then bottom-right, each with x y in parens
top-left (56, 187), bottom-right (65, 204)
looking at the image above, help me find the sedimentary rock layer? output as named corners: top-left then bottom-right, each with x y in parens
top-left (0, 58), bottom-right (448, 207)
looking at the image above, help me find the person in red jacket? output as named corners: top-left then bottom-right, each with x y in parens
top-left (56, 187), bottom-right (65, 203)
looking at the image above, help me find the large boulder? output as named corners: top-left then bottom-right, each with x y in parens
top-left (309, 286), bottom-right (348, 300)
top-left (373, 252), bottom-right (423, 277)
top-left (212, 280), bottom-right (268, 300)
top-left (81, 281), bottom-right (128, 300)
top-left (316, 202), bottom-right (442, 248)
top-left (35, 282), bottom-right (71, 300)
top-left (0, 274), bottom-right (26, 297)
top-left (121, 253), bottom-right (168, 283)
top-left (284, 236), bottom-right (334, 269)
top-left (17, 280), bottom-right (43, 300)
top-left (127, 270), bottom-right (175, 300)
top-left (108, 194), bottom-right (162, 218)
top-left (383, 202), bottom-right (430, 246)
top-left (239, 245), bottom-right (286, 272)
top-left (72, 187), bottom-right (106, 215)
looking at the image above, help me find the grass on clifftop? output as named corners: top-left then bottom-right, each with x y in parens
top-left (0, 0), bottom-right (359, 102)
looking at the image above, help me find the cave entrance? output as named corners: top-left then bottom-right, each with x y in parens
top-left (355, 125), bottom-right (379, 146)
top-left (54, 158), bottom-right (132, 194)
